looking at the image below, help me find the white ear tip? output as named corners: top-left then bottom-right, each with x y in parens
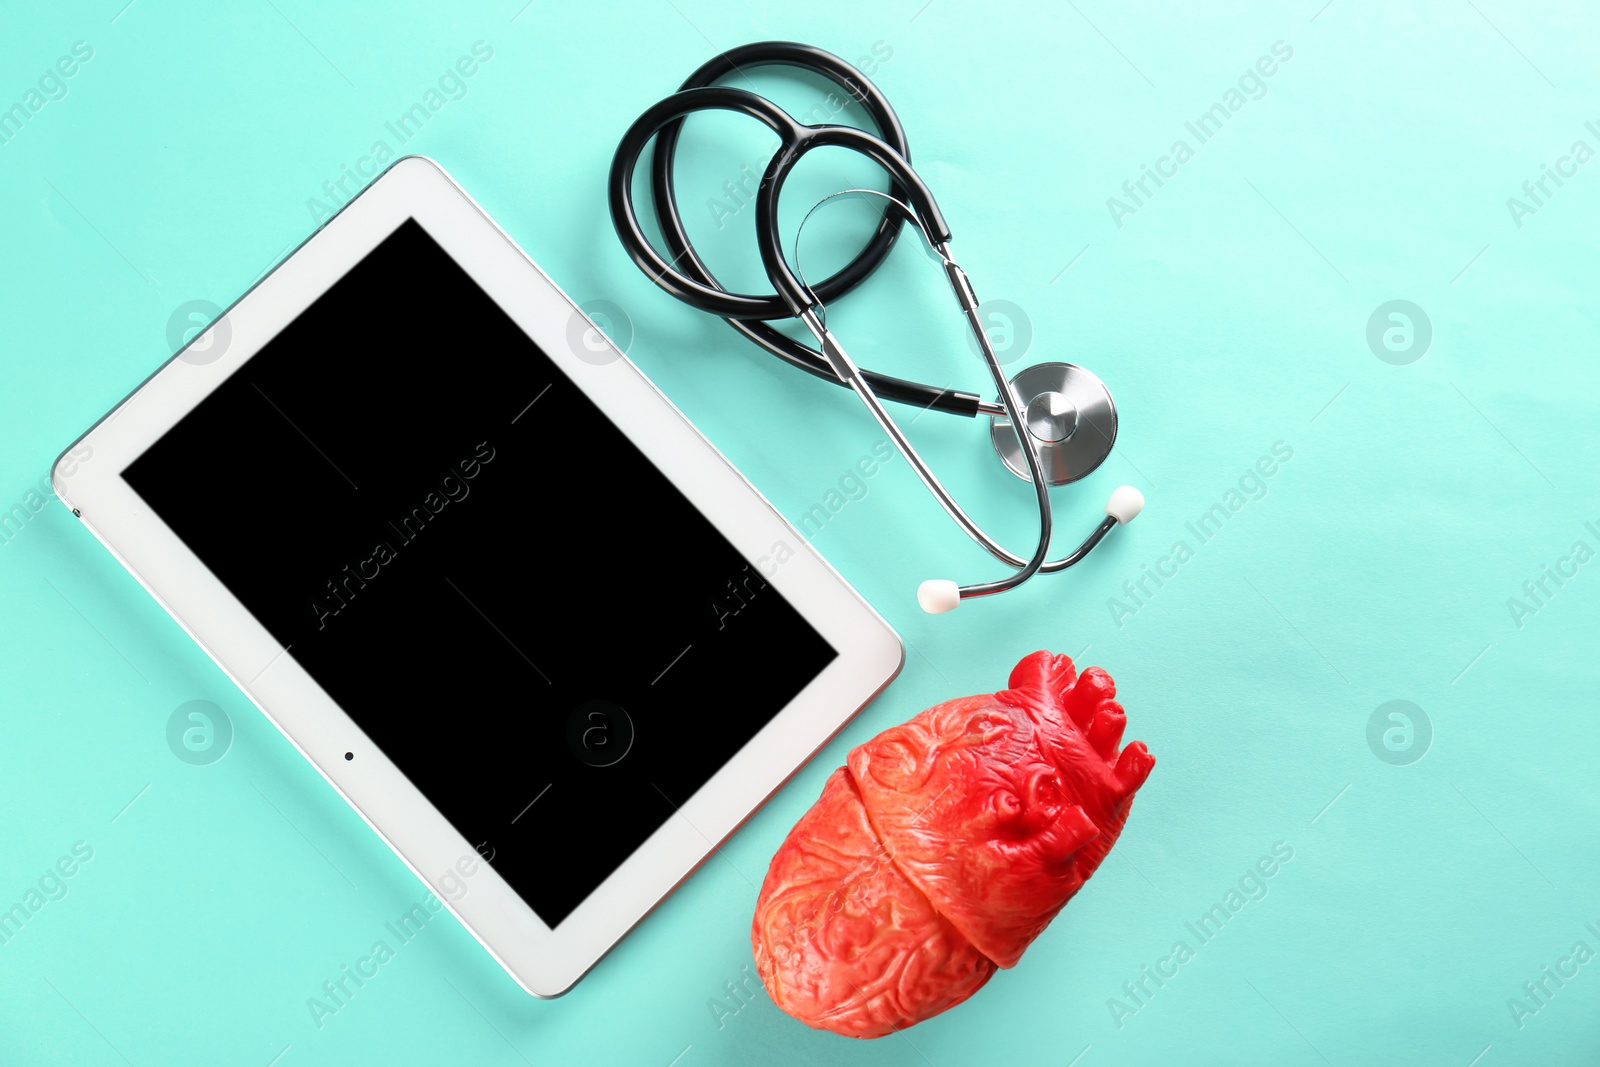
top-left (917, 579), bottom-right (961, 614)
top-left (1106, 485), bottom-right (1145, 524)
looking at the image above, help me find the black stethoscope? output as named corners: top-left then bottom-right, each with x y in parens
top-left (609, 41), bottom-right (1142, 613)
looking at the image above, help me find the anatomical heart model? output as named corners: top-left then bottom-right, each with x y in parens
top-left (751, 651), bottom-right (1156, 1038)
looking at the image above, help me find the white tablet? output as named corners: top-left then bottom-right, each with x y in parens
top-left (53, 156), bottom-right (903, 997)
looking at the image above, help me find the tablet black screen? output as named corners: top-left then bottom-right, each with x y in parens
top-left (123, 218), bottom-right (838, 926)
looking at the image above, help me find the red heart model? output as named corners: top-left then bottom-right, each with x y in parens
top-left (751, 650), bottom-right (1156, 1038)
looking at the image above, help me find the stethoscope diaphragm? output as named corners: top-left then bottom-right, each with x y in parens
top-left (989, 362), bottom-right (1118, 487)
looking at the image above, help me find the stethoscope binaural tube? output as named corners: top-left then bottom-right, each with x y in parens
top-left (607, 41), bottom-right (1144, 613)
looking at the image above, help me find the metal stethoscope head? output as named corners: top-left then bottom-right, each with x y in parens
top-left (608, 41), bottom-right (1143, 613)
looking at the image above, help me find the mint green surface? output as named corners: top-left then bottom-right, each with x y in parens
top-left (4, 2), bottom-right (1599, 1064)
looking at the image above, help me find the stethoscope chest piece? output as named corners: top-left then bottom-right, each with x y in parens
top-left (989, 362), bottom-right (1118, 487)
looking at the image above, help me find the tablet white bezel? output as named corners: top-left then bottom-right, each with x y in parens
top-left (53, 155), bottom-right (903, 997)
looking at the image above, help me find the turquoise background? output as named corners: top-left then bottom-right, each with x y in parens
top-left (3, 0), bottom-right (1598, 1063)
